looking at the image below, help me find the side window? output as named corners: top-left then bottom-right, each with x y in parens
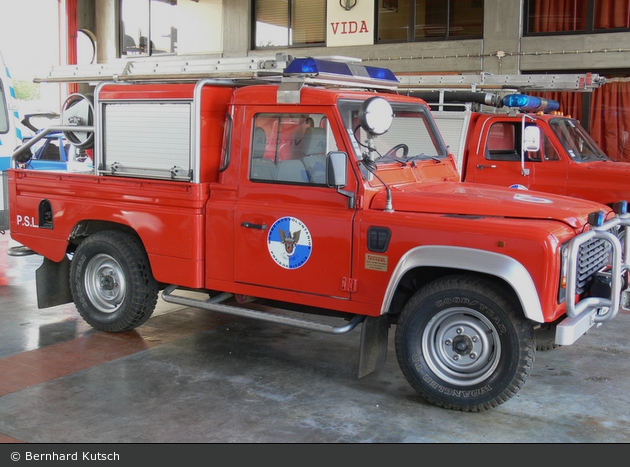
top-left (250, 113), bottom-right (337, 185)
top-left (485, 122), bottom-right (520, 161)
top-left (527, 131), bottom-right (561, 162)
top-left (219, 113), bottom-right (232, 172)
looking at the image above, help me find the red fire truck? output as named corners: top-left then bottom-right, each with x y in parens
top-left (411, 87), bottom-right (630, 210)
top-left (5, 55), bottom-right (630, 411)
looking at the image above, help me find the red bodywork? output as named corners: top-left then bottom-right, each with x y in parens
top-left (8, 83), bottom-right (612, 324)
top-left (460, 113), bottom-right (630, 207)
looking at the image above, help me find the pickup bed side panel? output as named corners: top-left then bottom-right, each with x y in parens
top-left (9, 170), bottom-right (208, 288)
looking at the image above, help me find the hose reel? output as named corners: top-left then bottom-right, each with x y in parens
top-left (61, 93), bottom-right (94, 149)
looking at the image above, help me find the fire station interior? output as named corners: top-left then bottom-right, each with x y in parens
top-left (1, 0), bottom-right (630, 444)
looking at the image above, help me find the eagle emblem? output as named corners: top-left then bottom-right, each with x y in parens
top-left (268, 217), bottom-right (312, 269)
top-left (280, 228), bottom-right (301, 255)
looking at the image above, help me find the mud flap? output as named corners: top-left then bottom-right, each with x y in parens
top-left (36, 256), bottom-right (73, 309)
top-left (358, 315), bottom-right (390, 378)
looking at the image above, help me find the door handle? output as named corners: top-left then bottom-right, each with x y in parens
top-left (241, 222), bottom-right (268, 230)
top-left (476, 164), bottom-right (497, 169)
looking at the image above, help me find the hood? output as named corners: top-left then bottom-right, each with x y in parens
top-left (579, 159), bottom-right (630, 173)
top-left (370, 181), bottom-right (608, 228)
top-left (566, 160), bottom-right (630, 205)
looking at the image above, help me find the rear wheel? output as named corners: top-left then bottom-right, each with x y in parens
top-left (70, 230), bottom-right (158, 332)
top-left (395, 275), bottom-right (535, 411)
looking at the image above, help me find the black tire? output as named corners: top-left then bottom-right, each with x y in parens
top-left (395, 275), bottom-right (535, 412)
top-left (70, 230), bottom-right (158, 332)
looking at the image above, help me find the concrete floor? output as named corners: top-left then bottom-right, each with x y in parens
top-left (1, 231), bottom-right (629, 443)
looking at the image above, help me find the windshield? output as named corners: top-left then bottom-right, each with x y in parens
top-left (338, 99), bottom-right (448, 164)
top-left (549, 118), bottom-right (610, 162)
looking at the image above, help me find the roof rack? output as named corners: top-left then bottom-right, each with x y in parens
top-left (36, 54), bottom-right (604, 94)
top-left (396, 71), bottom-right (606, 92)
top-left (34, 54), bottom-right (292, 84)
top-left (34, 54), bottom-right (400, 91)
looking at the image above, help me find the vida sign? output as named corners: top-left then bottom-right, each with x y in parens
top-left (327, 0), bottom-right (374, 47)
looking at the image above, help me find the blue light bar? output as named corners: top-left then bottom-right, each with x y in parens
top-left (502, 94), bottom-right (560, 112)
top-left (284, 57), bottom-right (399, 84)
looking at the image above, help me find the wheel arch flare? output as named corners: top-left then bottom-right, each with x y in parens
top-left (382, 245), bottom-right (544, 323)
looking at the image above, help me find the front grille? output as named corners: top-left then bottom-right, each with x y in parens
top-left (576, 237), bottom-right (611, 294)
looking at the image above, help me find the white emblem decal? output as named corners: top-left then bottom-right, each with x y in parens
top-left (513, 193), bottom-right (553, 204)
top-left (267, 217), bottom-right (312, 269)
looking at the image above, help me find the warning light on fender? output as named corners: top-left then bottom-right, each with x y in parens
top-left (587, 210), bottom-right (606, 227)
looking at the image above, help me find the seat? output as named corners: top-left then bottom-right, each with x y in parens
top-left (39, 142), bottom-right (61, 161)
top-left (301, 127), bottom-right (327, 183)
top-left (250, 127), bottom-right (277, 180)
top-left (275, 160), bottom-right (309, 183)
top-left (302, 127), bottom-right (326, 155)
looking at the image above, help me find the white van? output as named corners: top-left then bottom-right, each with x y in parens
top-left (1, 50), bottom-right (21, 229)
top-left (1, 50), bottom-right (22, 165)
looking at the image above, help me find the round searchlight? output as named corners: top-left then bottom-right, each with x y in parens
top-left (359, 97), bottom-right (393, 136)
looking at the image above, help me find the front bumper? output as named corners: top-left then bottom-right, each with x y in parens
top-left (557, 213), bottom-right (630, 345)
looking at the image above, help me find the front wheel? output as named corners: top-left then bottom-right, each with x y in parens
top-left (70, 230), bottom-right (158, 332)
top-left (395, 275), bottom-right (535, 411)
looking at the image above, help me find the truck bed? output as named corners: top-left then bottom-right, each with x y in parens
top-left (8, 170), bottom-right (210, 287)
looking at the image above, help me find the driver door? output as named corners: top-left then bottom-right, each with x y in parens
top-left (234, 108), bottom-right (356, 300)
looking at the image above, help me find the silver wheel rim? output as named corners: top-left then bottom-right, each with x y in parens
top-left (84, 253), bottom-right (126, 313)
top-left (422, 307), bottom-right (501, 386)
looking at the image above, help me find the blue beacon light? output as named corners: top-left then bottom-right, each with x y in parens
top-left (502, 94), bottom-right (560, 112)
top-left (284, 57), bottom-right (398, 83)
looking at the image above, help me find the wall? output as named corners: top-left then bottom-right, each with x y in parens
top-left (240, 0), bottom-right (630, 76)
top-left (521, 33), bottom-right (630, 72)
top-left (76, 0), bottom-right (630, 76)
top-left (177, 0), bottom-right (222, 55)
top-left (223, 0), bottom-right (249, 57)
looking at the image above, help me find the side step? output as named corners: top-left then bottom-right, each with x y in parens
top-left (161, 285), bottom-right (365, 334)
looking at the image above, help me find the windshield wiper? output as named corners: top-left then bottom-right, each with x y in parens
top-left (577, 152), bottom-right (610, 162)
top-left (375, 152), bottom-right (407, 166)
top-left (405, 153), bottom-right (442, 163)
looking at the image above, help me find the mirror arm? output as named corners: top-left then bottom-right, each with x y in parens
top-left (521, 115), bottom-right (535, 176)
top-left (337, 188), bottom-right (356, 209)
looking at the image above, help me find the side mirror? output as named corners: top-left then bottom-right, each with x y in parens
top-left (523, 125), bottom-right (540, 152)
top-left (13, 145), bottom-right (33, 164)
top-left (327, 151), bottom-right (355, 208)
top-left (327, 151), bottom-right (347, 188)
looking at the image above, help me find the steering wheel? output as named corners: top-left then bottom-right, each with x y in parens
top-left (384, 143), bottom-right (409, 159)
